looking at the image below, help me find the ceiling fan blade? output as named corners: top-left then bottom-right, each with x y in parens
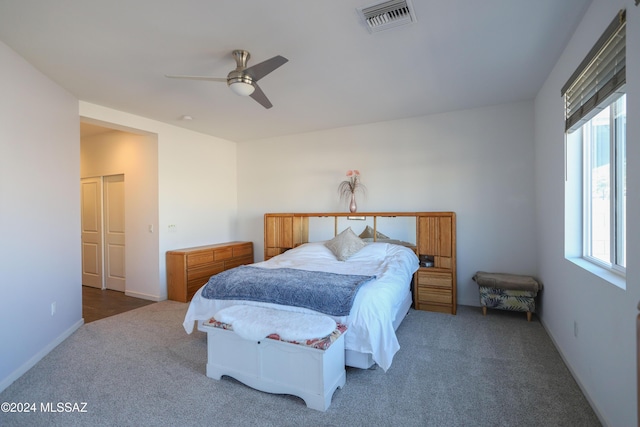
top-left (249, 82), bottom-right (273, 109)
top-left (244, 55), bottom-right (288, 81)
top-left (165, 74), bottom-right (227, 82)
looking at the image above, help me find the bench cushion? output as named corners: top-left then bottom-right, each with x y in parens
top-left (212, 305), bottom-right (339, 341)
top-left (473, 271), bottom-right (541, 292)
top-left (203, 317), bottom-right (347, 351)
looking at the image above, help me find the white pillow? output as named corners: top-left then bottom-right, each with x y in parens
top-left (279, 242), bottom-right (336, 260)
top-left (325, 227), bottom-right (366, 261)
top-left (347, 241), bottom-right (388, 261)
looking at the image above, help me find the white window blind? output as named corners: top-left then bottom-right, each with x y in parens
top-left (561, 10), bottom-right (626, 133)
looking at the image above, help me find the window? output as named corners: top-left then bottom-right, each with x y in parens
top-left (582, 94), bottom-right (626, 272)
top-left (562, 10), bottom-right (626, 280)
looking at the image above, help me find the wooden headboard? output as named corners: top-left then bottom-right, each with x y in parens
top-left (264, 212), bottom-right (457, 314)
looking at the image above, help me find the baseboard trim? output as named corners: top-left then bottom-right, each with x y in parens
top-left (539, 316), bottom-right (606, 426)
top-left (0, 318), bottom-right (84, 394)
top-left (124, 290), bottom-right (162, 302)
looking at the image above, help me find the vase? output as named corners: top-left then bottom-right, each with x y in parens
top-left (349, 193), bottom-right (357, 213)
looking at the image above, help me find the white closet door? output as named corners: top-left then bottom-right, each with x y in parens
top-left (103, 174), bottom-right (126, 292)
top-left (81, 177), bottom-right (103, 289)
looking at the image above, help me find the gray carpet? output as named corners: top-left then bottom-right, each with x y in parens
top-left (0, 302), bottom-right (600, 427)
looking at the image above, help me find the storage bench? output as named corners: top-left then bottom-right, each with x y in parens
top-left (472, 271), bottom-right (542, 321)
top-left (199, 316), bottom-right (347, 411)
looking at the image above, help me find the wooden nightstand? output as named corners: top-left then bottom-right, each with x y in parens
top-left (413, 213), bottom-right (457, 315)
top-left (414, 269), bottom-right (455, 314)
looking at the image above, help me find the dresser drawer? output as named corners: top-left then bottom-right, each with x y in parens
top-left (213, 247), bottom-right (233, 261)
top-left (187, 251), bottom-right (214, 267)
top-left (417, 287), bottom-right (452, 305)
top-left (225, 255), bottom-right (254, 270)
top-left (187, 278), bottom-right (209, 299)
top-left (417, 271), bottom-right (452, 288)
top-left (232, 243), bottom-right (253, 258)
top-left (187, 261), bottom-right (225, 281)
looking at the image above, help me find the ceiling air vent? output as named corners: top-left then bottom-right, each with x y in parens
top-left (357, 0), bottom-right (417, 33)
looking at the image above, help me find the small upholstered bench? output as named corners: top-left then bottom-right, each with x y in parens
top-left (472, 271), bottom-right (542, 321)
top-left (198, 308), bottom-right (347, 411)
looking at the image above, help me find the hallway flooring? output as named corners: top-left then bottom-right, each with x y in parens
top-left (82, 286), bottom-right (155, 323)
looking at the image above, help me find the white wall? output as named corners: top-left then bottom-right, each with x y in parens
top-left (534, 1), bottom-right (639, 426)
top-left (0, 41), bottom-right (82, 390)
top-left (236, 101), bottom-right (538, 306)
top-left (0, 48), bottom-right (239, 390)
top-left (79, 103), bottom-right (238, 300)
top-left (81, 131), bottom-right (160, 300)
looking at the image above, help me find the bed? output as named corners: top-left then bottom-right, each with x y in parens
top-left (183, 231), bottom-right (419, 371)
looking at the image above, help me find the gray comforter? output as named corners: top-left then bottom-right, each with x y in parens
top-left (201, 265), bottom-right (376, 316)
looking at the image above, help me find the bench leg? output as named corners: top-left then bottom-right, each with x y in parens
top-left (527, 312), bottom-right (532, 322)
top-left (482, 306), bottom-right (487, 316)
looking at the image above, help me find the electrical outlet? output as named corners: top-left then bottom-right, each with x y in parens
top-left (51, 302), bottom-right (56, 316)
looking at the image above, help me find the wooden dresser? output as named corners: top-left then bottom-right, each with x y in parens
top-left (166, 241), bottom-right (253, 302)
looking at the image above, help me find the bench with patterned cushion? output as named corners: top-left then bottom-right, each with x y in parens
top-left (473, 272), bottom-right (542, 321)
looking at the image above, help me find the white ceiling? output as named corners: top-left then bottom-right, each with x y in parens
top-left (0, 0), bottom-right (591, 142)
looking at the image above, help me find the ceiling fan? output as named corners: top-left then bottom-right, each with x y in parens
top-left (166, 50), bottom-right (288, 109)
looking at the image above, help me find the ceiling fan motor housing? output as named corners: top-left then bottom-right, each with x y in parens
top-left (232, 50), bottom-right (251, 69)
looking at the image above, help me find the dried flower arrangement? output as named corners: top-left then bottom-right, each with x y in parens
top-left (338, 170), bottom-right (366, 212)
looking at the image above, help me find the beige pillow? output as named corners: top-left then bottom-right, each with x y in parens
top-left (359, 225), bottom-right (390, 240)
top-left (325, 227), bottom-right (366, 261)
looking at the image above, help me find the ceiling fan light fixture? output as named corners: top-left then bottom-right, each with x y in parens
top-left (229, 81), bottom-right (255, 96)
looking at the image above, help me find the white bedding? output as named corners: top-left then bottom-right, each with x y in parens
top-left (183, 241), bottom-right (419, 371)
top-left (214, 305), bottom-right (337, 342)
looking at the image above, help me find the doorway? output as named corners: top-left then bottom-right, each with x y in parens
top-left (81, 174), bottom-right (126, 291)
top-left (79, 120), bottom-right (159, 301)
